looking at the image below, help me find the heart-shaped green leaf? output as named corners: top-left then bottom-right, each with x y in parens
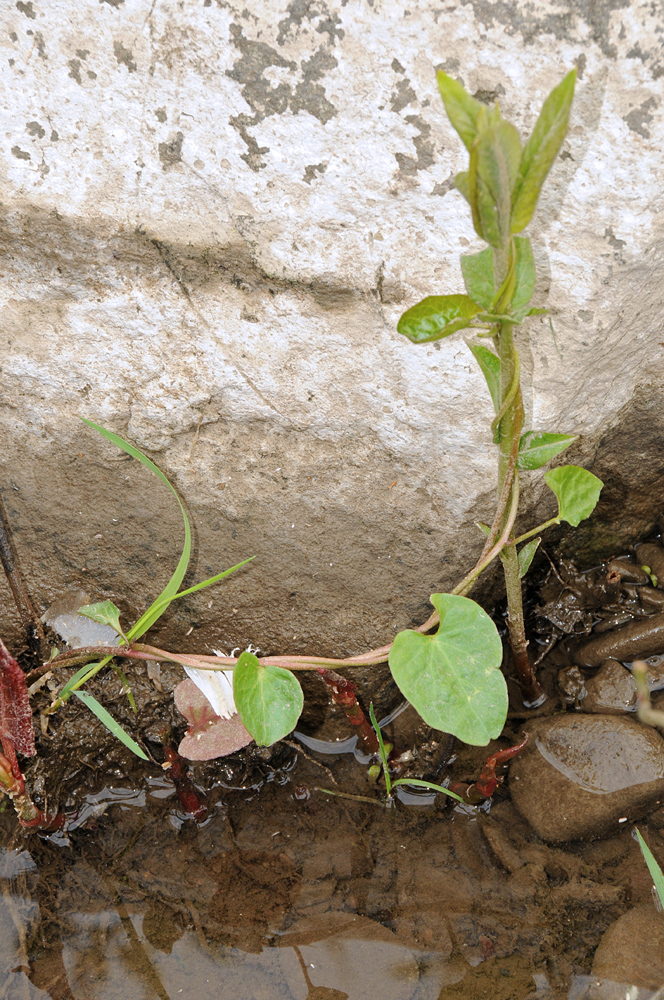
top-left (518, 537), bottom-right (541, 578)
top-left (397, 295), bottom-right (480, 344)
top-left (517, 431), bottom-right (577, 470)
top-left (511, 69), bottom-right (576, 233)
top-left (389, 594), bottom-right (506, 746)
top-left (467, 341), bottom-right (500, 412)
top-left (233, 651), bottom-right (303, 746)
top-left (545, 465), bottom-right (603, 526)
top-left (461, 247), bottom-right (495, 310)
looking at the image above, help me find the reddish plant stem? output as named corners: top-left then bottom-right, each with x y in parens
top-left (317, 668), bottom-right (380, 755)
top-left (0, 742), bottom-right (65, 830)
top-left (162, 744), bottom-right (209, 821)
top-left (450, 734), bottom-right (528, 804)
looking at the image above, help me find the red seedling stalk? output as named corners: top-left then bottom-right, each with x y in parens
top-left (317, 668), bottom-right (380, 755)
top-left (450, 734), bottom-right (528, 805)
top-left (0, 638), bottom-right (65, 830)
top-left (162, 744), bottom-right (209, 821)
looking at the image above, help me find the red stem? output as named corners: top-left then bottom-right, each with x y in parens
top-left (317, 668), bottom-right (380, 755)
top-left (162, 745), bottom-right (209, 821)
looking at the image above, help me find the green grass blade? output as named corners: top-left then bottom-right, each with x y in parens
top-left (111, 664), bottom-right (137, 713)
top-left (391, 777), bottom-right (465, 803)
top-left (146, 558), bottom-right (255, 617)
top-left (73, 690), bottom-right (148, 760)
top-left (58, 661), bottom-right (107, 702)
top-left (369, 703), bottom-right (391, 795)
top-left (80, 419), bottom-right (191, 640)
top-left (635, 828), bottom-right (664, 908)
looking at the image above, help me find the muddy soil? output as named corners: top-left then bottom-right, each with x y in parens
top-left (3, 543), bottom-right (664, 998)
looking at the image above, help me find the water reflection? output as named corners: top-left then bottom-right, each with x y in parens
top-left (1, 743), bottom-right (663, 1000)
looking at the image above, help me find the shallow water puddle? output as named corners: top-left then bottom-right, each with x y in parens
top-left (3, 741), bottom-right (662, 1000)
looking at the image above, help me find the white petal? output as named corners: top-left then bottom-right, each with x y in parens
top-left (183, 667), bottom-right (236, 719)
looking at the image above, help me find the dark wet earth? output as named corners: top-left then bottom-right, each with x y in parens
top-left (1, 708), bottom-right (664, 1000)
top-left (4, 547), bottom-right (664, 999)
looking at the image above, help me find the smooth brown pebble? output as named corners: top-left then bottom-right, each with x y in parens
top-left (509, 715), bottom-right (664, 842)
top-left (582, 659), bottom-right (637, 714)
top-left (592, 905), bottom-right (664, 991)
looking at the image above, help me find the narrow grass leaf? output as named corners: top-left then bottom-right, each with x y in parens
top-left (80, 419), bottom-right (191, 641)
top-left (146, 558), bottom-right (254, 617)
top-left (73, 690), bottom-right (148, 760)
top-left (635, 829), bottom-right (664, 909)
top-left (111, 664), bottom-right (137, 713)
top-left (391, 777), bottom-right (465, 803)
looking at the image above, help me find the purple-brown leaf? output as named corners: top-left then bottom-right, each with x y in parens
top-left (174, 679), bottom-right (252, 761)
top-left (0, 639), bottom-right (36, 757)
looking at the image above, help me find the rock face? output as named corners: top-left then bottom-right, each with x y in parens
top-left (591, 905), bottom-right (664, 993)
top-left (510, 715), bottom-right (664, 842)
top-left (1, 2), bottom-right (664, 653)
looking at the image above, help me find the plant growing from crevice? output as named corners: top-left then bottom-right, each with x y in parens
top-left (395, 67), bottom-right (602, 706)
top-left (0, 72), bottom-right (608, 824)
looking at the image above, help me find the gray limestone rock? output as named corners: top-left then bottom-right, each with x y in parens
top-left (1, 1), bottom-right (664, 656)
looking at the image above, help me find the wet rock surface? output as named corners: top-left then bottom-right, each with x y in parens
top-left (580, 659), bottom-right (637, 714)
top-left (591, 905), bottom-right (664, 992)
top-left (509, 715), bottom-right (664, 842)
top-left (574, 612), bottom-right (664, 667)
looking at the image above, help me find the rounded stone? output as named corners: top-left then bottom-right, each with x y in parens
top-left (581, 659), bottom-right (637, 714)
top-left (509, 715), bottom-right (664, 842)
top-left (591, 905), bottom-right (664, 992)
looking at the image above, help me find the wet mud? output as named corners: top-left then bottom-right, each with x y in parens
top-left (4, 542), bottom-right (664, 997)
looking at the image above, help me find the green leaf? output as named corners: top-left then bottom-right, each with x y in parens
top-left (233, 651), bottom-right (303, 746)
top-left (545, 465), bottom-right (603, 527)
top-left (389, 594), bottom-right (506, 746)
top-left (460, 247), bottom-right (495, 309)
top-left (391, 777), bottom-right (465, 803)
top-left (467, 342), bottom-right (500, 412)
top-left (146, 558), bottom-right (255, 618)
top-left (78, 600), bottom-right (123, 635)
top-left (397, 295), bottom-right (480, 344)
top-left (511, 236), bottom-right (536, 320)
top-left (58, 661), bottom-right (106, 703)
top-left (73, 690), bottom-right (148, 759)
top-left (518, 537), bottom-right (541, 578)
top-left (469, 121), bottom-right (522, 247)
top-left (511, 69), bottom-right (576, 233)
top-left (526, 307), bottom-right (548, 317)
top-left (517, 431), bottom-right (577, 470)
top-left (436, 72), bottom-right (485, 151)
top-left (635, 828), bottom-right (664, 909)
top-left (80, 419), bottom-right (191, 642)
top-left (455, 171), bottom-right (471, 203)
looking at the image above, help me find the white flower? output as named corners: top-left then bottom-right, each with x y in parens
top-left (183, 666), bottom-right (236, 719)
